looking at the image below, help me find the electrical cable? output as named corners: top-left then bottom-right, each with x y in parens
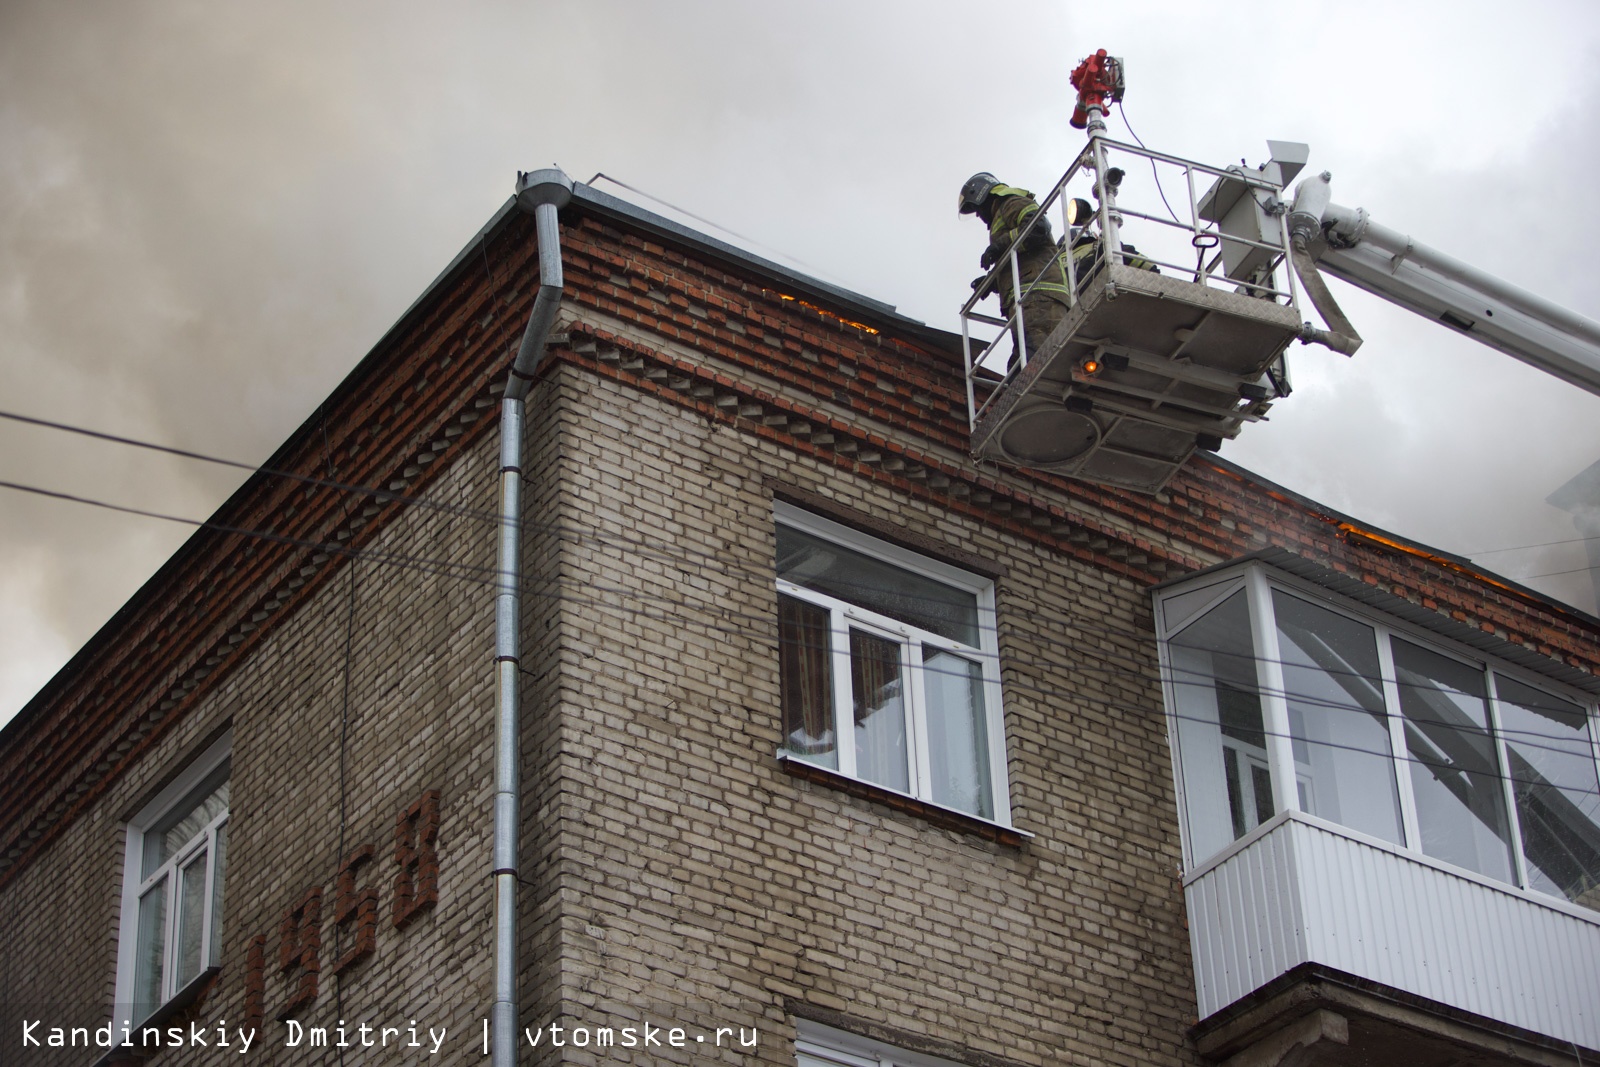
top-left (0, 476), bottom-right (500, 586)
top-left (1115, 101), bottom-right (1184, 226)
top-left (5, 319), bottom-right (1595, 895)
top-left (1514, 562), bottom-right (1600, 582)
top-left (1467, 535), bottom-right (1600, 556)
top-left (698, 603), bottom-right (1600, 771)
top-left (586, 172), bottom-right (848, 287)
top-left (5, 404), bottom-right (1594, 607)
top-left (1, 469), bottom-right (1595, 762)
top-left (610, 575), bottom-right (1600, 798)
top-left (0, 412), bottom-right (1548, 675)
top-left (0, 406), bottom-right (509, 528)
top-left (1, 560), bottom-right (1596, 897)
top-left (3, 453), bottom-right (1599, 783)
top-left (0, 405), bottom-right (884, 578)
top-left (479, 231), bottom-right (496, 287)
top-left (0, 405), bottom-right (1205, 623)
top-left (330, 416), bottom-right (356, 1060)
top-left (0, 402), bottom-right (800, 583)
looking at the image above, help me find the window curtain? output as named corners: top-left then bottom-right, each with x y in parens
top-left (779, 595), bottom-right (836, 767)
top-left (923, 649), bottom-right (991, 818)
top-left (851, 630), bottom-right (909, 792)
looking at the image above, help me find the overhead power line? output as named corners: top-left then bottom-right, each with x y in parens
top-left (1469, 535), bottom-right (1600, 556)
top-left (0, 404), bottom-right (1595, 690)
top-left (586, 172), bottom-right (853, 289)
top-left (5, 404), bottom-right (1598, 601)
top-left (0, 406), bottom-right (505, 528)
top-left (2, 407), bottom-right (1598, 765)
top-left (1, 472), bottom-right (1597, 777)
top-left (0, 413), bottom-right (1594, 722)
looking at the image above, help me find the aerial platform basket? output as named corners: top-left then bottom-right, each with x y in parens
top-left (970, 262), bottom-right (1302, 492)
top-left (961, 135), bottom-right (1312, 494)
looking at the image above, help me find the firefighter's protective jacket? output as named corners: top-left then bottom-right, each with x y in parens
top-left (984, 187), bottom-right (1156, 311)
top-left (983, 186), bottom-right (1074, 312)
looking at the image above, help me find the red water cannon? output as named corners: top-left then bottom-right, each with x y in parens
top-left (1070, 49), bottom-right (1124, 129)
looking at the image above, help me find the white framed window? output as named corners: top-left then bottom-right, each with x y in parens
top-left (1155, 563), bottom-right (1600, 913)
top-left (114, 731), bottom-right (231, 1028)
top-left (774, 502), bottom-right (1010, 824)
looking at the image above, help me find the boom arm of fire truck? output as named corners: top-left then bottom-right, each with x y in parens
top-left (1290, 171), bottom-right (1600, 396)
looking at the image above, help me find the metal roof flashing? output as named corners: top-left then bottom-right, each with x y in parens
top-left (570, 184), bottom-right (896, 314)
top-left (355, 179), bottom-right (963, 385)
top-left (565, 182), bottom-right (964, 352)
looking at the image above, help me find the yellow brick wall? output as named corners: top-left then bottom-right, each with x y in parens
top-left (538, 364), bottom-right (1197, 1067)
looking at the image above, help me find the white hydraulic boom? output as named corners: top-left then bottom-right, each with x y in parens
top-left (1289, 171), bottom-right (1600, 396)
top-left (958, 46), bottom-right (1600, 495)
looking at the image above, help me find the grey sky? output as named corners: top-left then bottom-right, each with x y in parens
top-left (3, 1), bottom-right (1599, 724)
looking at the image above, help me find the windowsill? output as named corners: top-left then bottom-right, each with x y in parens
top-left (94, 967), bottom-right (221, 1066)
top-left (778, 753), bottom-right (1031, 847)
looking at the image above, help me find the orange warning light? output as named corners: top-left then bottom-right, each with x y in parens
top-left (1080, 357), bottom-right (1101, 375)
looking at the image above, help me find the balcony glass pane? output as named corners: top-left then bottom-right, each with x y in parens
top-left (777, 525), bottom-right (979, 644)
top-left (851, 629), bottom-right (909, 792)
top-left (1272, 591), bottom-right (1403, 845)
top-left (1168, 590), bottom-right (1273, 861)
top-left (778, 594), bottom-right (837, 768)
top-left (1393, 640), bottom-right (1514, 881)
top-left (1161, 581), bottom-right (1232, 634)
top-left (923, 649), bottom-right (992, 818)
top-left (1496, 676), bottom-right (1600, 911)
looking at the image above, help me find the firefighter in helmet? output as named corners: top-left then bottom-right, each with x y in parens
top-left (960, 173), bottom-right (1155, 368)
top-left (958, 172), bottom-right (1073, 368)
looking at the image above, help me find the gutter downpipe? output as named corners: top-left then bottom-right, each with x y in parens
top-left (494, 167), bottom-right (573, 1067)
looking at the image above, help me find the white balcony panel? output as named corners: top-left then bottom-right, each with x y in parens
top-left (1186, 813), bottom-right (1600, 1050)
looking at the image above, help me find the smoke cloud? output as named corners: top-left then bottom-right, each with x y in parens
top-left (2, 0), bottom-right (1598, 722)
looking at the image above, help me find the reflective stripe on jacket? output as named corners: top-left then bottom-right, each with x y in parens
top-left (1069, 235), bottom-right (1157, 282)
top-left (985, 190), bottom-right (1073, 308)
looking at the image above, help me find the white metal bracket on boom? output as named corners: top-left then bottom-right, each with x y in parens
top-left (1291, 171), bottom-right (1600, 396)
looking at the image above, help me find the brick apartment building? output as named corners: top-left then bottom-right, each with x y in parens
top-left (2, 171), bottom-right (1597, 1067)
